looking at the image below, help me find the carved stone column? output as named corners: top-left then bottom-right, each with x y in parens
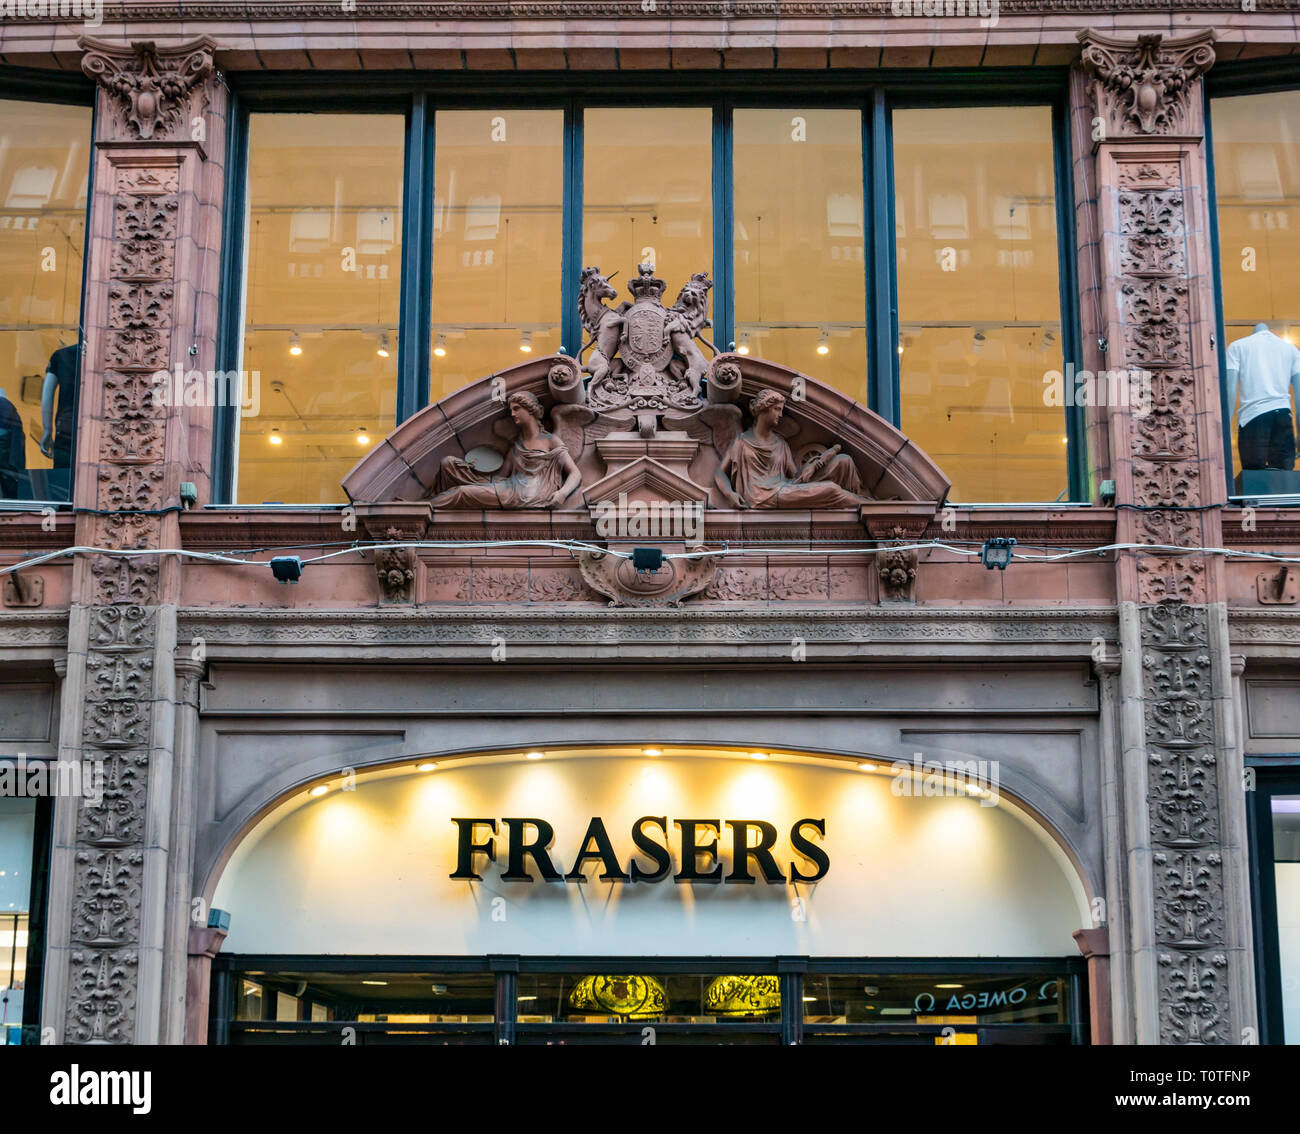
top-left (41, 38), bottom-right (224, 1045)
top-left (1080, 30), bottom-right (1255, 1044)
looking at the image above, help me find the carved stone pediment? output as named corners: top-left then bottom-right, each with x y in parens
top-left (584, 455), bottom-right (710, 512)
top-left (343, 353), bottom-right (950, 511)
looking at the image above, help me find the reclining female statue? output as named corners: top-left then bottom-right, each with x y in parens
top-left (431, 391), bottom-right (581, 509)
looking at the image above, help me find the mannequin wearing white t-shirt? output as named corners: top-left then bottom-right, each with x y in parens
top-left (1225, 322), bottom-right (1300, 471)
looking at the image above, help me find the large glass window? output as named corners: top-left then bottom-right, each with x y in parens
top-left (431, 110), bottom-right (564, 401)
top-left (237, 113), bottom-right (405, 504)
top-left (222, 94), bottom-right (1079, 504)
top-left (733, 109), bottom-right (867, 402)
top-left (1213, 90), bottom-right (1300, 490)
top-left (893, 106), bottom-right (1067, 503)
top-left (583, 107), bottom-right (713, 302)
top-left (0, 99), bottom-right (90, 503)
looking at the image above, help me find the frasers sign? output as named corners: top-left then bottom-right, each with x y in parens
top-left (449, 817), bottom-right (829, 884)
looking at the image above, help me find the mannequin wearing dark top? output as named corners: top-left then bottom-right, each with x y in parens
top-left (41, 343), bottom-right (79, 468)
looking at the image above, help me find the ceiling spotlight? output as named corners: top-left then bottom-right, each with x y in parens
top-left (748, 751), bottom-right (768, 761)
top-left (309, 784), bottom-right (329, 797)
top-left (356, 427), bottom-right (370, 445)
top-left (519, 329), bottom-right (533, 354)
top-left (816, 329), bottom-right (830, 356)
top-left (434, 333), bottom-right (448, 358)
top-left (858, 761), bottom-right (876, 771)
top-left (525, 750), bottom-right (545, 761)
top-left (642, 747), bottom-right (663, 757)
top-left (736, 332), bottom-right (751, 356)
top-left (268, 428), bottom-right (283, 446)
top-left (288, 332), bottom-right (302, 356)
top-left (417, 762), bottom-right (438, 772)
top-left (377, 332), bottom-right (391, 359)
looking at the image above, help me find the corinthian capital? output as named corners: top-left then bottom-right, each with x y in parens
top-left (80, 37), bottom-right (217, 144)
top-left (1077, 30), bottom-right (1216, 141)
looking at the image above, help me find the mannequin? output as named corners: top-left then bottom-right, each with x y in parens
top-left (1225, 322), bottom-right (1300, 471)
top-left (40, 343), bottom-right (79, 468)
top-left (0, 387), bottom-right (24, 498)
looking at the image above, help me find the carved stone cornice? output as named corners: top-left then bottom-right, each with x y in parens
top-left (80, 37), bottom-right (216, 146)
top-left (9, 1), bottom-right (1297, 20)
top-left (1077, 31), bottom-right (1215, 141)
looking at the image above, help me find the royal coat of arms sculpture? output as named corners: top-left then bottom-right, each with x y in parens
top-left (578, 262), bottom-right (716, 435)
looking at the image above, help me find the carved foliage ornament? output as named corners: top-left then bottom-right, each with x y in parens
top-left (1078, 31), bottom-right (1215, 138)
top-left (81, 38), bottom-right (215, 142)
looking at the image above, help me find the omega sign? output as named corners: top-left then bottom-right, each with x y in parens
top-left (450, 817), bottom-right (829, 884)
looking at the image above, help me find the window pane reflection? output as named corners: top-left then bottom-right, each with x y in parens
top-left (431, 110), bottom-right (564, 401)
top-left (583, 107), bottom-right (713, 298)
top-left (894, 106), bottom-right (1066, 502)
top-left (733, 109), bottom-right (866, 402)
top-left (0, 799), bottom-right (35, 1046)
top-left (237, 114), bottom-right (404, 504)
top-left (1213, 91), bottom-right (1300, 486)
top-left (0, 100), bottom-right (90, 503)
top-left (1272, 795), bottom-right (1300, 1043)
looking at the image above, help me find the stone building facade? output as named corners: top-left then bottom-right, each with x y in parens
top-left (0, 4), bottom-right (1298, 1046)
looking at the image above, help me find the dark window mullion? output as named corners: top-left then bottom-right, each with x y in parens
top-left (561, 99), bottom-right (584, 359)
top-left (212, 92), bottom-right (250, 504)
top-left (1052, 92), bottom-right (1087, 503)
top-left (713, 98), bottom-right (734, 353)
top-left (398, 91), bottom-right (434, 420)
top-left (868, 89), bottom-right (899, 425)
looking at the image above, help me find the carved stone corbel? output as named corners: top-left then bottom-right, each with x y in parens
top-left (578, 549), bottom-right (717, 607)
top-left (1077, 31), bottom-right (1215, 141)
top-left (81, 37), bottom-right (217, 147)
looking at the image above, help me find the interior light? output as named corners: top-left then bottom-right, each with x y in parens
top-left (361, 980), bottom-right (388, 986)
top-left (935, 984), bottom-right (963, 989)
top-left (642, 747), bottom-right (663, 757)
top-left (858, 761), bottom-right (876, 771)
top-left (965, 783), bottom-right (984, 796)
top-left (356, 427), bottom-right (370, 445)
top-left (736, 332), bottom-right (751, 356)
top-left (434, 333), bottom-right (448, 358)
top-left (816, 329), bottom-right (830, 356)
top-left (748, 751), bottom-right (768, 761)
top-left (525, 750), bottom-right (545, 760)
top-left (309, 784), bottom-right (329, 797)
top-left (268, 428), bottom-right (283, 446)
top-left (417, 762), bottom-right (437, 772)
top-left (377, 332), bottom-right (391, 359)
top-left (802, 996), bottom-right (817, 1002)
top-left (519, 329), bottom-right (533, 353)
top-left (1061, 435), bottom-right (1069, 445)
top-left (518, 995), bottom-right (538, 1001)
top-left (288, 332), bottom-right (302, 356)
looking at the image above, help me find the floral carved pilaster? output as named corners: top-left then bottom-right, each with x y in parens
top-left (1083, 29), bottom-right (1248, 1044)
top-left (48, 37), bottom-right (225, 1046)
